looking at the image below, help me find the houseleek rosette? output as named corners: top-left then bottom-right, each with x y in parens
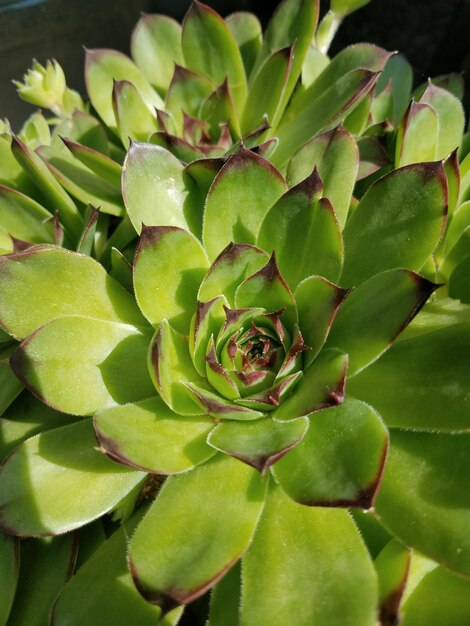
top-left (1, 142), bottom-right (468, 626)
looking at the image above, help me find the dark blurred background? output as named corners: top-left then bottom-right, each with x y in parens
top-left (1, 0), bottom-right (469, 127)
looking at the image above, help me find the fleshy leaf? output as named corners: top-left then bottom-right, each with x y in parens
top-left (150, 130), bottom-right (205, 163)
top-left (189, 297), bottom-right (227, 375)
top-left (0, 419), bottom-right (145, 536)
top-left (0, 246), bottom-right (145, 340)
top-left (348, 322), bottom-right (470, 430)
top-left (286, 126), bottom-right (359, 228)
top-left (241, 481), bottom-right (378, 626)
top-left (375, 539), bottom-right (411, 626)
top-left (0, 353), bottom-right (23, 416)
top-left (0, 532), bottom-right (18, 626)
top-left (52, 512), bottom-right (183, 626)
top-left (449, 256), bottom-right (470, 303)
top-left (241, 46), bottom-right (293, 134)
top-left (112, 80), bottom-right (159, 146)
top-left (184, 382), bottom-right (263, 421)
top-left (11, 136), bottom-right (82, 238)
top-left (395, 101), bottom-right (438, 167)
top-left (341, 162), bottom-right (447, 286)
top-left (376, 53), bottom-right (413, 123)
top-left (198, 243), bottom-right (269, 306)
top-left (94, 397), bottom-right (215, 474)
top-left (203, 146), bottom-right (286, 261)
top-left (0, 185), bottom-right (54, 244)
top-left (301, 45), bottom-right (330, 88)
top-left (11, 316), bottom-right (154, 415)
top-left (257, 174), bottom-right (343, 287)
top-left (207, 416), bottom-right (308, 473)
top-left (122, 142), bottom-right (202, 236)
top-left (148, 320), bottom-right (205, 416)
top-left (85, 49), bottom-right (163, 130)
top-left (272, 68), bottom-right (380, 169)
top-left (0, 391), bottom-right (72, 459)
top-left (375, 429), bottom-right (470, 576)
top-left (401, 561), bottom-right (470, 626)
top-left (8, 535), bottom-right (76, 626)
top-left (274, 398), bottom-right (388, 507)
top-left (250, 0), bottom-right (319, 116)
top-left (201, 79), bottom-right (240, 140)
top-left (131, 14), bottom-right (183, 94)
top-left (209, 561), bottom-right (241, 626)
top-left (234, 253), bottom-right (297, 327)
top-left (134, 226), bottom-right (208, 332)
top-left (53, 110), bottom-right (110, 154)
top-left (109, 247), bottom-right (133, 293)
top-left (165, 65), bottom-right (214, 133)
top-left (326, 269), bottom-right (437, 376)
top-left (419, 82), bottom-right (465, 159)
top-left (226, 12), bottom-right (262, 78)
top-left (60, 137), bottom-right (121, 187)
top-left (181, 1), bottom-right (247, 113)
top-left (273, 349), bottom-right (347, 421)
top-left (295, 275), bottom-right (349, 364)
top-left (37, 142), bottom-right (124, 217)
top-left (129, 454), bottom-right (267, 611)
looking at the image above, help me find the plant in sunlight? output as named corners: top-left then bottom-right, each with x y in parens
top-left (1, 0), bottom-right (470, 625)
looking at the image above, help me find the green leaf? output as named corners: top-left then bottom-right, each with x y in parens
top-left (439, 226), bottom-right (470, 280)
top-left (150, 131), bottom-right (205, 163)
top-left (38, 143), bottom-right (124, 217)
top-left (203, 146), bottom-right (286, 261)
top-left (375, 429), bottom-right (470, 576)
top-left (395, 102), bottom-right (438, 167)
top-left (94, 397), bottom-right (215, 474)
top-left (85, 49), bottom-right (163, 131)
top-left (122, 142), bottom-right (202, 236)
top-left (375, 53), bottom-right (413, 123)
top-left (401, 562), bottom-right (470, 626)
top-left (258, 172), bottom-right (343, 287)
top-left (348, 322), bottom-right (470, 431)
top-left (272, 68), bottom-right (380, 170)
top-left (0, 185), bottom-right (54, 244)
top-left (234, 253), bottom-right (297, 327)
top-left (241, 46), bottom-right (293, 135)
top-left (419, 82), bottom-right (465, 159)
top-left (148, 320), bottom-right (205, 416)
top-left (112, 80), bottom-right (159, 146)
top-left (331, 0), bottom-right (372, 16)
top-left (18, 111), bottom-right (51, 150)
top-left (287, 126), bottom-right (359, 229)
top-left (189, 297), bottom-right (227, 375)
top-left (250, 0), bottom-right (319, 117)
top-left (52, 512), bottom-right (182, 626)
top-left (0, 532), bottom-right (18, 626)
top-left (11, 136), bottom-right (82, 238)
top-left (131, 14), bottom-right (183, 94)
top-left (76, 206), bottom-right (99, 256)
top-left (184, 382), bottom-right (264, 421)
top-left (165, 65), bottom-right (214, 133)
top-left (60, 137), bottom-right (121, 187)
top-left (226, 12), bottom-right (262, 79)
top-left (0, 391), bottom-right (71, 459)
top-left (301, 45), bottom-right (330, 88)
top-left (207, 416), bottom-right (309, 473)
top-left (54, 109), bottom-right (110, 154)
top-left (341, 162), bottom-right (447, 286)
top-left (241, 481), bottom-right (378, 626)
top-left (198, 242), bottom-right (268, 306)
top-left (0, 419), bottom-right (145, 536)
top-left (134, 226), bottom-right (208, 332)
top-left (274, 398), bottom-right (387, 508)
top-left (326, 270), bottom-right (437, 376)
top-left (0, 246), bottom-right (145, 340)
top-left (129, 454), bottom-right (266, 610)
top-left (181, 1), bottom-right (247, 114)
top-left (11, 315), bottom-right (154, 415)
top-left (272, 349), bottom-right (347, 421)
top-left (109, 247), bottom-right (133, 293)
top-left (0, 355), bottom-right (23, 416)
top-left (443, 149), bottom-right (460, 217)
top-left (295, 275), bottom-right (348, 364)
top-left (200, 79), bottom-right (240, 140)
top-left (7, 535), bottom-right (76, 626)
top-left (209, 560), bottom-right (241, 626)
top-left (449, 256), bottom-right (470, 303)
top-left (374, 539), bottom-right (410, 626)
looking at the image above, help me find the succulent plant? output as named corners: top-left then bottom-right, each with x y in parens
top-left (1, 0), bottom-right (470, 624)
top-left (0, 134), bottom-right (470, 626)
